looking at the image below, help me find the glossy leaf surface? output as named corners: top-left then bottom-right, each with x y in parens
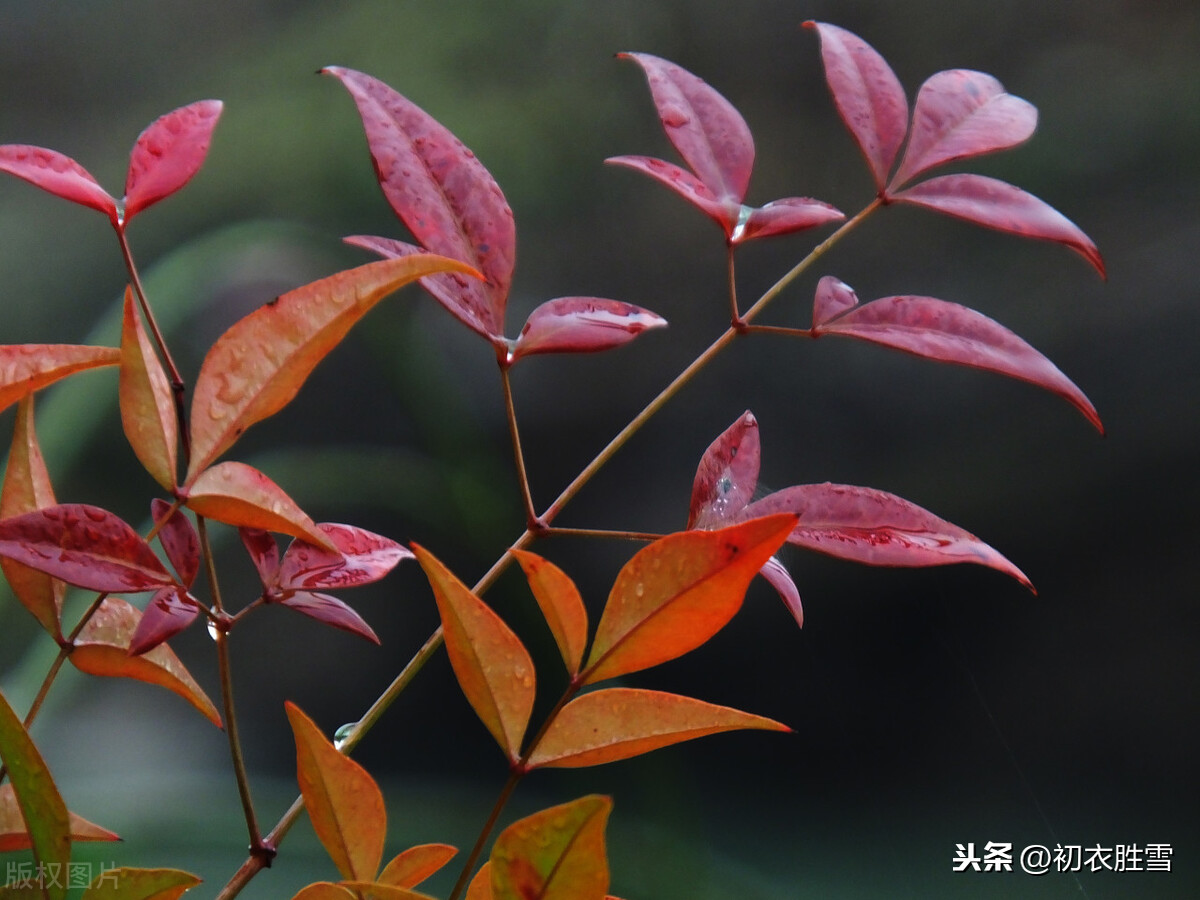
top-left (0, 689), bottom-right (69, 900)
top-left (528, 688), bottom-right (789, 769)
top-left (151, 500), bottom-right (200, 588)
top-left (0, 398), bottom-right (65, 637)
top-left (511, 549), bottom-right (588, 676)
top-left (0, 344), bottom-right (120, 415)
top-left (491, 795), bottom-right (611, 900)
top-left (70, 598), bottom-right (222, 726)
top-left (127, 587), bottom-right (201, 656)
top-left (279, 523), bottom-right (411, 590)
top-left (687, 410), bottom-right (760, 529)
top-left (510, 297), bottom-right (667, 363)
top-left (186, 253), bottom-right (477, 480)
top-left (603, 155), bottom-right (726, 223)
top-left (739, 483), bottom-right (1033, 588)
top-left (890, 69), bottom-right (1036, 189)
top-left (811, 277), bottom-right (1103, 432)
top-left (583, 515), bottom-right (797, 684)
top-left (286, 702), bottom-right (386, 883)
top-left (122, 100), bottom-right (223, 224)
top-left (734, 197), bottom-right (844, 243)
top-left (0, 784), bottom-right (119, 852)
top-left (80, 867), bottom-right (201, 900)
top-left (184, 461), bottom-right (334, 549)
top-left (804, 21), bottom-right (908, 190)
top-left (239, 527), bottom-right (280, 587)
top-left (0, 144), bottom-right (118, 221)
top-left (412, 544), bottom-right (535, 761)
top-left (759, 555), bottom-right (803, 628)
top-left (278, 592), bottom-right (380, 644)
top-left (378, 844), bottom-right (458, 890)
top-left (323, 66), bottom-right (515, 341)
top-left (120, 287), bottom-right (178, 490)
top-left (0, 504), bottom-right (173, 593)
top-left (892, 174), bottom-right (1105, 276)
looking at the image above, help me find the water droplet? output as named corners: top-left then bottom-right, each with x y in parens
top-left (634, 582), bottom-right (644, 598)
top-left (206, 620), bottom-right (219, 641)
top-left (660, 105), bottom-right (691, 128)
top-left (333, 722), bottom-right (357, 751)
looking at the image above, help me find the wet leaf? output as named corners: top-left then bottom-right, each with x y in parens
top-left (239, 527), bottom-right (279, 587)
top-left (0, 144), bottom-right (118, 221)
top-left (127, 587), bottom-right (201, 656)
top-left (734, 197), bottom-right (844, 244)
top-left (510, 297), bottom-right (667, 362)
top-left (603, 155), bottom-right (727, 224)
top-left (186, 253), bottom-right (477, 480)
top-left (323, 67), bottom-right (515, 341)
top-left (739, 483), bottom-right (1033, 589)
top-left (0, 690), bottom-right (69, 900)
top-left (377, 844), bottom-right (457, 890)
top-left (490, 795), bottom-right (611, 900)
top-left (0, 397), bottom-right (66, 637)
top-left (804, 21), bottom-right (909, 191)
top-left (122, 100), bottom-right (223, 224)
top-left (687, 410), bottom-right (760, 529)
top-left (411, 544), bottom-right (535, 762)
top-left (277, 592), bottom-right (379, 644)
top-left (889, 69), bottom-right (1036, 190)
top-left (184, 461), bottom-right (335, 550)
top-left (151, 500), bottom-right (200, 588)
top-left (528, 688), bottom-right (789, 769)
top-left (582, 515), bottom-right (797, 684)
top-left (511, 549), bottom-right (588, 676)
top-left (286, 702), bottom-right (386, 883)
top-left (71, 597), bottom-right (222, 726)
top-left (0, 344), bottom-right (120, 415)
top-left (0, 784), bottom-right (119, 852)
top-left (80, 867), bottom-right (201, 900)
top-left (0, 504), bottom-right (173, 593)
top-left (119, 287), bottom-right (178, 490)
top-left (279, 523), bottom-right (412, 590)
top-left (892, 174), bottom-right (1105, 277)
top-left (811, 277), bottom-right (1103, 432)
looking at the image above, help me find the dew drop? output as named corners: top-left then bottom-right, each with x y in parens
top-left (333, 722), bottom-right (357, 751)
top-left (634, 582), bottom-right (644, 598)
top-left (206, 620), bottom-right (219, 641)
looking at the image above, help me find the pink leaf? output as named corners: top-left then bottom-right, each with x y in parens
top-left (889, 70), bottom-right (1037, 190)
top-left (759, 556), bottom-right (803, 628)
top-left (277, 591), bottom-right (380, 644)
top-left (811, 279), bottom-right (1103, 432)
top-left (122, 100), bottom-right (223, 224)
top-left (239, 527), bottom-right (280, 588)
top-left (279, 523), bottom-right (412, 591)
top-left (0, 145), bottom-right (118, 221)
top-left (604, 155), bottom-right (731, 230)
top-left (0, 344), bottom-right (120, 415)
top-left (128, 586), bottom-right (201, 656)
top-left (738, 483), bottom-right (1033, 589)
top-left (687, 410), bottom-right (760, 529)
top-left (892, 174), bottom-right (1105, 277)
top-left (323, 66), bottom-right (515, 341)
top-left (804, 22), bottom-right (909, 191)
top-left (151, 500), bottom-right (200, 588)
top-left (510, 297), bottom-right (667, 362)
top-left (0, 504), bottom-right (174, 593)
top-left (733, 197), bottom-right (844, 244)
top-left (618, 53), bottom-right (754, 206)
top-left (812, 274), bottom-right (861, 328)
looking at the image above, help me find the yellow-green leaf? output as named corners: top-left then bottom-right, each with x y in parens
top-left (0, 344), bottom-right (119, 415)
top-left (80, 867), bottom-right (200, 900)
top-left (511, 549), bottom-right (588, 676)
top-left (118, 287), bottom-right (177, 490)
top-left (378, 844), bottom-right (458, 890)
top-left (490, 795), bottom-right (612, 900)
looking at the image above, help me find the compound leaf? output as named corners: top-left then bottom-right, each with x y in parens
top-left (0, 145), bottom-right (118, 221)
top-left (122, 100), bottom-right (223, 224)
top-left (0, 344), bottom-right (120, 415)
top-left (511, 549), bottom-right (588, 676)
top-left (490, 795), bottom-right (611, 900)
top-left (120, 287), bottom-right (178, 490)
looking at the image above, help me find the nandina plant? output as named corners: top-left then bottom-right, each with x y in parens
top-left (0, 21), bottom-right (1103, 900)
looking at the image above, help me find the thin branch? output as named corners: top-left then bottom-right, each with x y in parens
top-left (499, 362), bottom-right (539, 530)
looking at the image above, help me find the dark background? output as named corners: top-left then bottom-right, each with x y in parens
top-left (1, 1), bottom-right (1196, 898)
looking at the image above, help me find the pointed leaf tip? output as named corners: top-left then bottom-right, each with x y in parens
top-left (0, 144), bottom-right (118, 221)
top-left (123, 99), bottom-right (224, 223)
top-left (688, 410), bottom-right (761, 529)
top-left (511, 549), bottom-right (588, 675)
top-left (511, 297), bottom-right (667, 362)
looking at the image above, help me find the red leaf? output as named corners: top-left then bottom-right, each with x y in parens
top-left (323, 66), bottom-right (515, 341)
top-left (378, 844), bottom-right (458, 890)
top-left (511, 549), bottom-right (589, 676)
top-left (121, 100), bottom-right (222, 224)
top-left (804, 22), bottom-right (909, 191)
top-left (278, 592), bottom-right (380, 644)
top-left (759, 556), bottom-right (803, 628)
top-left (0, 144), bottom-right (118, 221)
top-left (186, 253), bottom-right (478, 481)
top-left (0, 344), bottom-right (120, 415)
top-left (0, 784), bottom-right (120, 853)
top-left (490, 795), bottom-right (612, 900)
top-left (70, 598), bottom-right (222, 726)
top-left (239, 527), bottom-right (280, 587)
top-left (510, 297), bottom-right (667, 362)
top-left (279, 523), bottom-right (412, 590)
top-left (811, 273), bottom-right (860, 327)
top-left (618, 53), bottom-right (753, 207)
top-left (733, 197), bottom-right (844, 244)
top-left (128, 587), bottom-right (202, 656)
top-left (891, 174), bottom-right (1105, 277)
top-left (151, 500), bottom-right (200, 588)
top-left (738, 483), bottom-right (1033, 589)
top-left (687, 410), bottom-right (760, 529)
top-left (603, 155), bottom-right (730, 228)
top-left (120, 286), bottom-right (179, 490)
top-left (0, 503), bottom-right (173, 593)
top-left (811, 277), bottom-right (1103, 432)
top-left (889, 69), bottom-right (1037, 190)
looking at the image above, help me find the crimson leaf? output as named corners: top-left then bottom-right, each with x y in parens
top-left (122, 100), bottom-right (223, 224)
top-left (510, 297), bottom-right (667, 362)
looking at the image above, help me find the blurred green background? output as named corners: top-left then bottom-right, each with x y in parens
top-left (1, 1), bottom-right (1197, 897)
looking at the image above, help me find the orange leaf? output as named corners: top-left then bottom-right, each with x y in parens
top-left (80, 867), bottom-right (201, 900)
top-left (184, 461), bottom-right (335, 550)
top-left (490, 795), bottom-right (612, 900)
top-left (511, 549), bottom-right (588, 675)
top-left (290, 885), bottom-right (356, 900)
top-left (582, 515), bottom-right (797, 684)
top-left (411, 544), bottom-right (535, 762)
top-left (0, 396), bottom-right (66, 637)
top-left (285, 701), bottom-right (386, 883)
top-left (119, 286), bottom-right (178, 490)
top-left (0, 344), bottom-right (119, 414)
top-left (527, 687), bottom-right (790, 769)
top-left (185, 253), bottom-right (480, 481)
top-left (0, 783), bottom-right (119, 852)
top-left (378, 844), bottom-right (458, 889)
top-left (69, 597), bottom-right (221, 727)
top-left (465, 863), bottom-right (493, 900)
top-left (339, 884), bottom-right (436, 900)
